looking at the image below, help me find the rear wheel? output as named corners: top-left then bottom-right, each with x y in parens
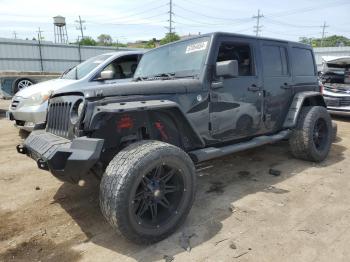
top-left (100, 140), bottom-right (196, 244)
top-left (289, 106), bottom-right (332, 162)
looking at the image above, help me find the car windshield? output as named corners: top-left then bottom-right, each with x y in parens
top-left (61, 54), bottom-right (113, 80)
top-left (134, 36), bottom-right (210, 79)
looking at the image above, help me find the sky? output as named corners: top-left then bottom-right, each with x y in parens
top-left (0, 0), bottom-right (349, 43)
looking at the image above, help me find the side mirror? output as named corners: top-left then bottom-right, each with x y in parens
top-left (100, 70), bottom-right (115, 80)
top-left (216, 60), bottom-right (239, 78)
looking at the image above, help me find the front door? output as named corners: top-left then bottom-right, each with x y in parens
top-left (210, 37), bottom-right (263, 141)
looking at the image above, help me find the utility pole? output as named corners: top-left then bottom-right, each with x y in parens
top-left (36, 27), bottom-right (44, 71)
top-left (13, 31), bottom-right (17, 39)
top-left (36, 27), bottom-right (44, 41)
top-left (165, 0), bottom-right (175, 35)
top-left (75, 15), bottom-right (86, 39)
top-left (253, 9), bottom-right (264, 37)
top-left (320, 21), bottom-right (329, 47)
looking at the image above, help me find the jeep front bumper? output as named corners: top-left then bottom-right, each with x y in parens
top-left (17, 130), bottom-right (104, 183)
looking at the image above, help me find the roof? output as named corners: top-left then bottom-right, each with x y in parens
top-left (102, 50), bottom-right (146, 57)
top-left (168, 32), bottom-right (310, 48)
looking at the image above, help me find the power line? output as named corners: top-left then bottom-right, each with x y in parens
top-left (75, 15), bottom-right (86, 39)
top-left (89, 12), bottom-right (168, 26)
top-left (253, 9), bottom-right (264, 36)
top-left (264, 18), bottom-right (321, 28)
top-left (174, 3), bottom-right (252, 23)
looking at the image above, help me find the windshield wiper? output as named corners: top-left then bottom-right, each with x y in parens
top-left (152, 72), bottom-right (176, 78)
top-left (133, 76), bottom-right (147, 82)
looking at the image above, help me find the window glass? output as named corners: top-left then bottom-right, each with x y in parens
top-left (217, 42), bottom-right (253, 76)
top-left (100, 55), bottom-right (139, 79)
top-left (261, 45), bottom-right (289, 76)
top-left (280, 47), bottom-right (289, 75)
top-left (61, 54), bottom-right (113, 80)
top-left (134, 37), bottom-right (210, 79)
top-left (292, 47), bottom-right (315, 76)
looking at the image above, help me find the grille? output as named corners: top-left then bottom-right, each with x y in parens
top-left (325, 96), bottom-right (350, 107)
top-left (11, 98), bottom-right (21, 110)
top-left (46, 101), bottom-right (72, 138)
top-left (339, 97), bottom-right (350, 107)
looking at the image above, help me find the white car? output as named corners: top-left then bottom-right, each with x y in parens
top-left (8, 51), bottom-right (144, 131)
top-left (321, 56), bottom-right (350, 116)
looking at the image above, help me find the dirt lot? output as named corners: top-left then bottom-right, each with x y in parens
top-left (1, 99), bottom-right (350, 262)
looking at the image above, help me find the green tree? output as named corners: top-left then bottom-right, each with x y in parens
top-left (160, 33), bottom-right (180, 45)
top-left (97, 34), bottom-right (113, 46)
top-left (299, 35), bottom-right (350, 47)
top-left (78, 37), bottom-right (97, 46)
top-left (145, 38), bottom-right (158, 48)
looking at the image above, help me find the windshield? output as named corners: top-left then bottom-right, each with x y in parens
top-left (134, 36), bottom-right (210, 79)
top-left (61, 54), bottom-right (113, 80)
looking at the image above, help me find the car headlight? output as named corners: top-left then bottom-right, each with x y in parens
top-left (71, 99), bottom-right (84, 124)
top-left (20, 91), bottom-right (52, 107)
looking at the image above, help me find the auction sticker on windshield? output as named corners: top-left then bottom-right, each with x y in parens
top-left (186, 41), bottom-right (208, 54)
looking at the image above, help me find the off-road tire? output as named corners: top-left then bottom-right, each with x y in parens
top-left (99, 140), bottom-right (196, 244)
top-left (289, 106), bottom-right (332, 162)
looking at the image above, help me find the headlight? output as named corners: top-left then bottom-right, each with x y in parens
top-left (71, 99), bottom-right (84, 124)
top-left (20, 91), bottom-right (51, 107)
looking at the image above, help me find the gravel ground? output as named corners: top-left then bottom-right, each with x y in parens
top-left (1, 99), bottom-right (350, 262)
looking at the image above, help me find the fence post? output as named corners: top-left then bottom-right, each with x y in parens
top-left (78, 42), bottom-right (82, 63)
top-left (37, 39), bottom-right (44, 71)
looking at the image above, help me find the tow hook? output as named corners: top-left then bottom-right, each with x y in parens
top-left (16, 144), bottom-right (27, 154)
top-left (37, 159), bottom-right (49, 170)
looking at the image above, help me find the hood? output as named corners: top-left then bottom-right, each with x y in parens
top-left (16, 78), bottom-right (76, 98)
top-left (322, 56), bottom-right (350, 65)
top-left (53, 78), bottom-right (203, 98)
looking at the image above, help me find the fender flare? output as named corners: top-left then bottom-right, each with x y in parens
top-left (283, 91), bottom-right (327, 128)
top-left (89, 99), bottom-right (205, 150)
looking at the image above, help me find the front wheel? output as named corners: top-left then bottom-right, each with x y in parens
top-left (100, 140), bottom-right (196, 244)
top-left (12, 78), bottom-right (34, 94)
top-left (289, 106), bottom-right (332, 162)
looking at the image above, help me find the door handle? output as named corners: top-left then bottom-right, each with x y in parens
top-left (280, 83), bottom-right (291, 89)
top-left (248, 84), bottom-right (260, 92)
top-left (211, 81), bottom-right (223, 89)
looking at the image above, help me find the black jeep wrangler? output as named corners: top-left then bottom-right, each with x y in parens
top-left (18, 32), bottom-right (333, 244)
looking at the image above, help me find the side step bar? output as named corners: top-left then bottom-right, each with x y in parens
top-left (189, 130), bottom-right (291, 162)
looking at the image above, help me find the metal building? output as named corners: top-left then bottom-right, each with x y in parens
top-left (0, 38), bottom-right (142, 72)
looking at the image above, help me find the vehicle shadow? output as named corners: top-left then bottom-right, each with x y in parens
top-left (53, 140), bottom-right (346, 261)
top-left (0, 109), bottom-right (6, 119)
top-left (331, 115), bottom-right (350, 123)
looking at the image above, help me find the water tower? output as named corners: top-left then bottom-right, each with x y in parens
top-left (53, 16), bottom-right (68, 44)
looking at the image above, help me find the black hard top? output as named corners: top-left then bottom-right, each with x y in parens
top-left (170, 31), bottom-right (311, 49)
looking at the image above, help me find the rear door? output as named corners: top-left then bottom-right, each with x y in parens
top-left (260, 40), bottom-right (293, 131)
top-left (210, 36), bottom-right (264, 141)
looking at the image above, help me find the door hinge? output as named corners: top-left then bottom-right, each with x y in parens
top-left (208, 122), bottom-right (212, 131)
